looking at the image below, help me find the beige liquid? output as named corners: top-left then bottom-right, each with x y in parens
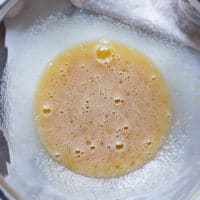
top-left (34, 40), bottom-right (171, 178)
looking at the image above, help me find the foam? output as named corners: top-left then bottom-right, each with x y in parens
top-left (34, 39), bottom-right (171, 178)
top-left (3, 10), bottom-right (200, 200)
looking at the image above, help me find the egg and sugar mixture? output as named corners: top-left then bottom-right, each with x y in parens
top-left (34, 39), bottom-right (171, 178)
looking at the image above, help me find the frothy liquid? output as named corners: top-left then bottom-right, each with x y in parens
top-left (34, 40), bottom-right (171, 178)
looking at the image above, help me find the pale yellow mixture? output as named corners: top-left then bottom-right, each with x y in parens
top-left (34, 40), bottom-right (171, 178)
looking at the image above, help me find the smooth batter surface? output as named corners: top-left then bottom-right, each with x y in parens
top-left (34, 40), bottom-right (171, 178)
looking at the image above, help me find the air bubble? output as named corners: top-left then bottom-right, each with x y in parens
top-left (115, 165), bottom-right (120, 169)
top-left (95, 39), bottom-right (112, 64)
top-left (54, 152), bottom-right (60, 158)
top-left (81, 65), bottom-right (86, 69)
top-left (42, 104), bottom-right (52, 116)
top-left (130, 161), bottom-right (135, 166)
top-left (90, 146), bottom-right (95, 150)
top-left (89, 77), bottom-right (95, 83)
top-left (146, 141), bottom-right (152, 146)
top-left (127, 75), bottom-right (131, 79)
top-left (75, 150), bottom-right (81, 154)
top-left (166, 112), bottom-right (172, 119)
top-left (114, 98), bottom-right (124, 104)
top-left (114, 99), bottom-right (121, 104)
top-left (86, 140), bottom-right (91, 145)
top-left (151, 75), bottom-right (156, 80)
top-left (122, 67), bottom-right (127, 72)
top-left (115, 142), bottom-right (124, 150)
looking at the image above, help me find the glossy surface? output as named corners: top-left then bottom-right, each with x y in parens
top-left (34, 40), bottom-right (171, 178)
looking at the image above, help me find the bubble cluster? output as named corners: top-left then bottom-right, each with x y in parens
top-left (35, 39), bottom-right (171, 178)
top-left (114, 98), bottom-right (124, 104)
